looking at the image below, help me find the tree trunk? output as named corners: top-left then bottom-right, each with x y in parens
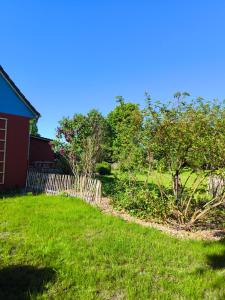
top-left (173, 170), bottom-right (181, 203)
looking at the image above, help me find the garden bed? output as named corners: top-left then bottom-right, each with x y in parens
top-left (98, 197), bottom-right (225, 241)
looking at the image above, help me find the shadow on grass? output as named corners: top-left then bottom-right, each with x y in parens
top-left (0, 265), bottom-right (56, 299)
top-left (0, 189), bottom-right (25, 199)
top-left (207, 238), bottom-right (225, 270)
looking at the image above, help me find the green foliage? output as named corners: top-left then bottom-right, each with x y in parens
top-left (110, 177), bottom-right (173, 220)
top-left (101, 170), bottom-right (225, 228)
top-left (53, 93), bottom-right (225, 228)
top-left (144, 93), bottom-right (225, 172)
top-left (52, 109), bottom-right (110, 175)
top-left (0, 195), bottom-right (224, 299)
top-left (107, 96), bottom-right (143, 172)
top-left (95, 161), bottom-right (111, 175)
top-left (30, 119), bottom-right (40, 136)
top-left (143, 93), bottom-right (225, 205)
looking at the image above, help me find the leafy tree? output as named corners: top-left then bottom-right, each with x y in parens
top-left (143, 93), bottom-right (225, 226)
top-left (52, 93), bottom-right (225, 228)
top-left (52, 109), bottom-right (109, 176)
top-left (107, 96), bottom-right (143, 172)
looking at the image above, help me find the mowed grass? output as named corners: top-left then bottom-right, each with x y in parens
top-left (135, 170), bottom-right (201, 188)
top-left (0, 195), bottom-right (224, 299)
top-left (112, 169), bottom-right (202, 189)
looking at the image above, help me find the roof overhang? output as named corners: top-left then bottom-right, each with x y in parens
top-left (0, 65), bottom-right (41, 119)
top-left (30, 135), bottom-right (52, 142)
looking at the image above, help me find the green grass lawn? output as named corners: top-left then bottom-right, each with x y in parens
top-left (0, 195), bottom-right (224, 299)
top-left (124, 169), bottom-right (202, 188)
top-left (109, 169), bottom-right (203, 190)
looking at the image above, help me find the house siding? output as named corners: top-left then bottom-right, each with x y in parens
top-left (0, 112), bottom-right (30, 190)
top-left (29, 137), bottom-right (55, 164)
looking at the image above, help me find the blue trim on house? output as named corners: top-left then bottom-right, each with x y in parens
top-left (0, 73), bottom-right (35, 118)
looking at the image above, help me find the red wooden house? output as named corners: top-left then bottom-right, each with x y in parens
top-left (0, 66), bottom-right (41, 190)
top-left (29, 135), bottom-right (55, 170)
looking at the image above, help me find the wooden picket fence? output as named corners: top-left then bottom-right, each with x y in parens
top-left (208, 175), bottom-right (225, 197)
top-left (26, 170), bottom-right (102, 204)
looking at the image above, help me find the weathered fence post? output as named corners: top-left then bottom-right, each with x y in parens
top-left (26, 170), bottom-right (102, 203)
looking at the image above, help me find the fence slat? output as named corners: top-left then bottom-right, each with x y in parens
top-left (26, 170), bottom-right (101, 204)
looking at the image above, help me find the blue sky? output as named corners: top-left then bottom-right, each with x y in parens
top-left (1, 0), bottom-right (225, 138)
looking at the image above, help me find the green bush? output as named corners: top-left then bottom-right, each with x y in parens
top-left (115, 185), bottom-right (173, 220)
top-left (95, 162), bottom-right (111, 175)
top-left (102, 176), bottom-right (173, 220)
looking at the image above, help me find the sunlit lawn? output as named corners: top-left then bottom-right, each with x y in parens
top-left (135, 170), bottom-right (201, 188)
top-left (0, 195), bottom-right (224, 299)
top-left (111, 169), bottom-right (201, 188)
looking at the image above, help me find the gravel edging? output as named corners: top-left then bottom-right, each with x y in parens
top-left (97, 197), bottom-right (225, 241)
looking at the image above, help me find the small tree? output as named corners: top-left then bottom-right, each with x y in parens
top-left (108, 96), bottom-right (143, 173)
top-left (143, 93), bottom-right (225, 226)
top-left (52, 109), bottom-right (109, 176)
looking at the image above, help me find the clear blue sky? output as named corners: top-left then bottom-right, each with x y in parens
top-left (1, 0), bottom-right (225, 138)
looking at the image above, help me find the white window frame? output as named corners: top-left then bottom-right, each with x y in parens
top-left (0, 118), bottom-right (7, 184)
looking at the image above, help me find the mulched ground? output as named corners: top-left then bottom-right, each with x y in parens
top-left (97, 197), bottom-right (225, 241)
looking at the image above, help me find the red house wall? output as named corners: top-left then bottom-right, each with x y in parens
top-left (0, 112), bottom-right (30, 190)
top-left (29, 137), bottom-right (55, 164)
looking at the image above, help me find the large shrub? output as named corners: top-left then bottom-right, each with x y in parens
top-left (142, 94), bottom-right (225, 227)
top-left (103, 176), bottom-right (173, 221)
